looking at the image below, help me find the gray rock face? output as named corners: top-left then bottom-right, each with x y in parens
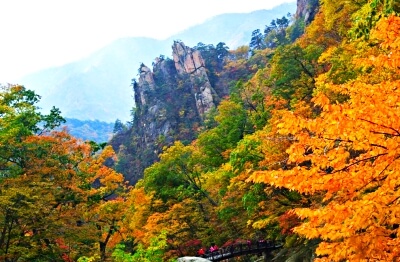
top-left (172, 41), bottom-right (216, 118)
top-left (133, 40), bottom-right (216, 150)
top-left (133, 63), bottom-right (174, 150)
top-left (137, 64), bottom-right (156, 105)
top-left (173, 41), bottom-right (205, 74)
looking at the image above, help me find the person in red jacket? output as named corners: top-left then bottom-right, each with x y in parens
top-left (198, 247), bottom-right (205, 256)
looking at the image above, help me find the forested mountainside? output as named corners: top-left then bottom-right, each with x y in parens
top-left (110, 40), bottom-right (243, 184)
top-left (1, 0), bottom-right (400, 261)
top-left (110, 0), bottom-right (316, 184)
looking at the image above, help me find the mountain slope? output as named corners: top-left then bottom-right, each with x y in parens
top-left (18, 2), bottom-right (296, 123)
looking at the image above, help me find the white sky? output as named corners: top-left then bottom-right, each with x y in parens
top-left (0, 0), bottom-right (295, 83)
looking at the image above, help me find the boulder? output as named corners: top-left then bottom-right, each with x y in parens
top-left (177, 257), bottom-right (211, 262)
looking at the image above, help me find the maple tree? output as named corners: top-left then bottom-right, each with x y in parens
top-left (0, 132), bottom-right (88, 261)
top-left (121, 185), bottom-right (153, 245)
top-left (79, 145), bottom-right (128, 260)
top-left (249, 15), bottom-right (400, 260)
top-left (221, 106), bottom-right (310, 242)
top-left (0, 85), bottom-right (64, 177)
top-left (0, 85), bottom-right (130, 261)
top-left (0, 131), bottom-right (128, 261)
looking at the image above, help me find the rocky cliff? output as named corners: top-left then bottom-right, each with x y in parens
top-left (110, 0), bottom-right (319, 185)
top-left (110, 41), bottom-right (221, 184)
top-left (172, 41), bottom-right (217, 118)
top-left (296, 0), bottom-right (319, 24)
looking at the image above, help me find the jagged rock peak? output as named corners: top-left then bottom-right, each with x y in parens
top-left (171, 40), bottom-right (216, 118)
top-left (172, 40), bottom-right (206, 74)
top-left (138, 63), bottom-right (155, 90)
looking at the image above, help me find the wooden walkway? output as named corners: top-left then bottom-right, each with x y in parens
top-left (201, 240), bottom-right (283, 261)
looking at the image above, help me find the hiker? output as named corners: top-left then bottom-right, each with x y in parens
top-left (198, 247), bottom-right (205, 256)
top-left (210, 243), bottom-right (219, 252)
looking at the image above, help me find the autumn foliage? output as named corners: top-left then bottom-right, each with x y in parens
top-left (124, 4), bottom-right (400, 261)
top-left (3, 1), bottom-right (400, 261)
top-left (250, 15), bottom-right (400, 260)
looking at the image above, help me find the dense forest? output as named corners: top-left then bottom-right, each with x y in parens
top-left (1, 0), bottom-right (400, 261)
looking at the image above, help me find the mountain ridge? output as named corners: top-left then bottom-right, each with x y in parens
top-left (17, 2), bottom-right (296, 123)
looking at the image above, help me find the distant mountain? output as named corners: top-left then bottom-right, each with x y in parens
top-left (18, 2), bottom-right (296, 123)
top-left (168, 3), bottom-right (296, 48)
top-left (21, 38), bottom-right (168, 122)
top-left (61, 118), bottom-right (114, 143)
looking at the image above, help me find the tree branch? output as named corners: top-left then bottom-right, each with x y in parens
top-left (332, 153), bottom-right (387, 173)
top-left (359, 118), bottom-right (400, 136)
top-left (322, 137), bottom-right (388, 150)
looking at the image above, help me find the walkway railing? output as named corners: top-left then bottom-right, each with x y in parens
top-left (201, 240), bottom-right (283, 261)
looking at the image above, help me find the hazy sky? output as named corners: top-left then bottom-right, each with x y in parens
top-left (0, 0), bottom-right (295, 83)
